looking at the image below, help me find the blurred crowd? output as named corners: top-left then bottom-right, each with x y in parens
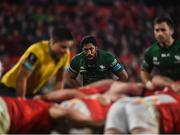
top-left (0, 0), bottom-right (179, 81)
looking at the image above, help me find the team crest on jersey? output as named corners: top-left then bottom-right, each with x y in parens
top-left (153, 57), bottom-right (157, 61)
top-left (111, 59), bottom-right (117, 67)
top-left (99, 65), bottom-right (105, 69)
top-left (99, 65), bottom-right (106, 71)
top-left (175, 55), bottom-right (180, 60)
top-left (79, 66), bottom-right (86, 73)
top-left (80, 66), bottom-right (85, 69)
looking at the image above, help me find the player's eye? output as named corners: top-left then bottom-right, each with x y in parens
top-left (61, 45), bottom-right (70, 49)
top-left (84, 49), bottom-right (88, 51)
top-left (90, 48), bottom-right (94, 51)
top-left (155, 29), bottom-right (160, 32)
top-left (160, 29), bottom-right (166, 32)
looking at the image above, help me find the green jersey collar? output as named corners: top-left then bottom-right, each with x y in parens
top-left (157, 39), bottom-right (176, 50)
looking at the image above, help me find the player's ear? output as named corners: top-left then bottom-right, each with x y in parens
top-left (170, 27), bottom-right (174, 35)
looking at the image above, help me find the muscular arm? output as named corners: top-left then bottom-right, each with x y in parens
top-left (85, 79), bottom-right (114, 87)
top-left (140, 69), bottom-right (155, 90)
top-left (54, 69), bottom-right (65, 90)
top-left (42, 79), bottom-right (114, 101)
top-left (64, 70), bottom-right (81, 88)
top-left (65, 55), bottom-right (82, 88)
top-left (78, 79), bottom-right (115, 95)
top-left (42, 89), bottom-right (86, 102)
top-left (140, 69), bottom-right (152, 83)
top-left (152, 75), bottom-right (180, 93)
top-left (16, 52), bottom-right (38, 97)
top-left (117, 69), bottom-right (128, 81)
top-left (107, 81), bottom-right (144, 97)
top-left (16, 65), bottom-right (32, 98)
top-left (108, 54), bottom-right (128, 81)
top-left (152, 75), bottom-right (173, 88)
top-left (140, 47), bottom-right (154, 84)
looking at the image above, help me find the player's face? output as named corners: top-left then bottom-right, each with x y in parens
top-left (154, 22), bottom-right (174, 46)
top-left (83, 43), bottom-right (97, 60)
top-left (52, 40), bottom-right (74, 56)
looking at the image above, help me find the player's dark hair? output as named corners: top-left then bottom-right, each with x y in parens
top-left (50, 26), bottom-right (73, 42)
top-left (81, 35), bottom-right (97, 48)
top-left (154, 15), bottom-right (174, 29)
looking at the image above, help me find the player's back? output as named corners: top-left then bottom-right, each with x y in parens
top-left (153, 88), bottom-right (180, 133)
top-left (3, 97), bottom-right (53, 133)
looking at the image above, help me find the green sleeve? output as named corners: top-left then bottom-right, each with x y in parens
top-left (68, 55), bottom-right (79, 74)
top-left (107, 54), bottom-right (124, 74)
top-left (141, 48), bottom-right (153, 72)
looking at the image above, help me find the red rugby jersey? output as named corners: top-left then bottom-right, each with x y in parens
top-left (3, 97), bottom-right (54, 133)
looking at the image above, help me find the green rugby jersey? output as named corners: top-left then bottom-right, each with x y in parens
top-left (69, 50), bottom-right (124, 85)
top-left (142, 40), bottom-right (180, 80)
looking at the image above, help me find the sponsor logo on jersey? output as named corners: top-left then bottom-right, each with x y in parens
top-left (99, 65), bottom-right (106, 71)
top-left (87, 65), bottom-right (96, 67)
top-left (161, 53), bottom-right (170, 57)
top-left (174, 55), bottom-right (180, 63)
top-left (153, 57), bottom-right (160, 65)
top-left (153, 61), bottom-right (160, 65)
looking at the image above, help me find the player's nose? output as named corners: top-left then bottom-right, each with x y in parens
top-left (87, 49), bottom-right (92, 55)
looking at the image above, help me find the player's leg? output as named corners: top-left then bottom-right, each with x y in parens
top-left (105, 96), bottom-right (159, 134)
top-left (126, 94), bottom-right (175, 134)
top-left (104, 97), bottom-right (135, 134)
top-left (125, 100), bottom-right (159, 134)
top-left (126, 94), bottom-right (176, 134)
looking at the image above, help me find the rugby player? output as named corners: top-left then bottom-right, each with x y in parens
top-left (140, 15), bottom-right (180, 89)
top-left (65, 35), bottom-right (128, 87)
top-left (105, 76), bottom-right (180, 134)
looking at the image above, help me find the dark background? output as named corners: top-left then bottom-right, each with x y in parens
top-left (0, 0), bottom-right (179, 81)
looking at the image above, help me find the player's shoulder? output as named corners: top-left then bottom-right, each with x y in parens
top-left (71, 52), bottom-right (84, 61)
top-left (144, 42), bottom-right (160, 54)
top-left (25, 40), bottom-right (49, 58)
top-left (28, 40), bottom-right (48, 51)
top-left (174, 40), bottom-right (180, 49)
top-left (99, 50), bottom-right (114, 57)
top-left (98, 50), bottom-right (117, 65)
